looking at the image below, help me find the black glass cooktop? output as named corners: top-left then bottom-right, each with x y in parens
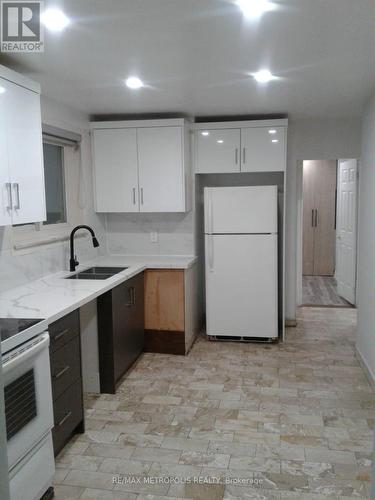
top-left (0, 318), bottom-right (44, 342)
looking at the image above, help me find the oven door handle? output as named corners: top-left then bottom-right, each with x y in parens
top-left (2, 333), bottom-right (50, 375)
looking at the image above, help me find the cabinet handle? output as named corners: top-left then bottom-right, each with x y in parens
top-left (311, 209), bottom-right (314, 227)
top-left (315, 209), bottom-right (318, 227)
top-left (133, 188), bottom-right (136, 205)
top-left (5, 183), bottom-right (12, 211)
top-left (140, 188), bottom-right (144, 205)
top-left (54, 365), bottom-right (70, 379)
top-left (57, 410), bottom-right (72, 427)
top-left (54, 328), bottom-right (69, 341)
top-left (242, 148), bottom-right (246, 164)
top-left (13, 183), bottom-right (20, 210)
top-left (125, 287), bottom-right (133, 307)
top-left (132, 287), bottom-right (136, 306)
top-left (235, 148), bottom-right (238, 165)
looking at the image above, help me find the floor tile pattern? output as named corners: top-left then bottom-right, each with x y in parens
top-left (302, 276), bottom-right (352, 307)
top-left (54, 307), bottom-right (374, 499)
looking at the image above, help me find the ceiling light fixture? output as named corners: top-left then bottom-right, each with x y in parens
top-left (217, 140), bottom-right (224, 144)
top-left (41, 8), bottom-right (70, 32)
top-left (268, 129), bottom-right (277, 134)
top-left (236, 0), bottom-right (275, 19)
top-left (252, 69), bottom-right (277, 83)
top-left (201, 131), bottom-right (210, 136)
top-left (125, 76), bottom-right (144, 89)
top-left (0, 86), bottom-right (5, 94)
top-left (271, 139), bottom-right (279, 143)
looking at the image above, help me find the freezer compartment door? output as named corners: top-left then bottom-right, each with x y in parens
top-left (205, 234), bottom-right (278, 338)
top-left (204, 186), bottom-right (278, 234)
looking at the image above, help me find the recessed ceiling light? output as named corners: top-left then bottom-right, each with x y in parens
top-left (217, 140), bottom-right (224, 144)
top-left (125, 76), bottom-right (144, 89)
top-left (236, 0), bottom-right (275, 19)
top-left (271, 139), bottom-right (279, 143)
top-left (41, 8), bottom-right (70, 32)
top-left (0, 86), bottom-right (5, 94)
top-left (201, 131), bottom-right (210, 136)
top-left (252, 69), bottom-right (277, 83)
top-left (268, 129), bottom-right (277, 134)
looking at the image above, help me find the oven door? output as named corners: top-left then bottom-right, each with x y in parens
top-left (2, 333), bottom-right (54, 470)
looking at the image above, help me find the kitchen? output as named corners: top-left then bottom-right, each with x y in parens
top-left (0, 1), bottom-right (375, 499)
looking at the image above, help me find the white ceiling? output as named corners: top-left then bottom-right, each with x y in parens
top-left (3, 0), bottom-right (375, 119)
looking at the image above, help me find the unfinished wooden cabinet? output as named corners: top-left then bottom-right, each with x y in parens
top-left (144, 266), bottom-right (198, 355)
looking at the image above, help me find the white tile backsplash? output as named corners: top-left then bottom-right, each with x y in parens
top-left (106, 212), bottom-right (195, 256)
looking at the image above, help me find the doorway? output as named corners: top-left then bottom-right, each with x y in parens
top-left (299, 159), bottom-right (358, 307)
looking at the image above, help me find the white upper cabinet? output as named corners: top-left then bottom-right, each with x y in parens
top-left (93, 128), bottom-right (139, 212)
top-left (0, 66), bottom-right (46, 226)
top-left (241, 126), bottom-right (286, 172)
top-left (0, 81), bottom-right (11, 226)
top-left (195, 121), bottom-right (287, 174)
top-left (197, 129), bottom-right (240, 173)
top-left (137, 127), bottom-right (184, 212)
top-left (91, 119), bottom-right (191, 213)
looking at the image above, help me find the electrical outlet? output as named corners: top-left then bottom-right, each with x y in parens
top-left (150, 231), bottom-right (158, 243)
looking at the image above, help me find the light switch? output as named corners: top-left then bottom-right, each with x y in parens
top-left (150, 231), bottom-right (158, 243)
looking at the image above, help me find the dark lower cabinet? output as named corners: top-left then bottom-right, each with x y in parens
top-left (49, 310), bottom-right (84, 456)
top-left (98, 273), bottom-right (145, 394)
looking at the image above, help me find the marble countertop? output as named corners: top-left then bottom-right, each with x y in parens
top-left (0, 254), bottom-right (197, 325)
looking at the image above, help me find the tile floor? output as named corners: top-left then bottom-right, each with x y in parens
top-left (302, 276), bottom-right (351, 307)
top-left (54, 307), bottom-right (374, 499)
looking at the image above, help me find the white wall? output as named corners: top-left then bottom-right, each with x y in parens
top-left (0, 97), bottom-right (106, 292)
top-left (356, 94), bottom-right (375, 381)
top-left (285, 117), bottom-right (361, 320)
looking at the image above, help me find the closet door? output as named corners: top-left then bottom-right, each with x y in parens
top-left (302, 162), bottom-right (316, 275)
top-left (313, 161), bottom-right (337, 276)
top-left (302, 161), bottom-right (337, 276)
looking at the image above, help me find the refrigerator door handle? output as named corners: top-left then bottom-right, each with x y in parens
top-left (208, 235), bottom-right (214, 272)
top-left (208, 190), bottom-right (213, 234)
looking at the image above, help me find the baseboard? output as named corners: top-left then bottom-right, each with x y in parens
top-left (356, 347), bottom-right (375, 390)
top-left (144, 329), bottom-right (186, 355)
top-left (285, 319), bottom-right (297, 327)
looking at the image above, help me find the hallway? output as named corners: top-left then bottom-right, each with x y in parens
top-left (53, 308), bottom-right (373, 499)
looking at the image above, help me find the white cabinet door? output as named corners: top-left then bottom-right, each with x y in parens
top-left (7, 83), bottom-right (46, 224)
top-left (197, 129), bottom-right (240, 173)
top-left (137, 127), bottom-right (184, 212)
top-left (241, 126), bottom-right (286, 172)
top-left (0, 80), bottom-right (11, 226)
top-left (93, 128), bottom-right (139, 212)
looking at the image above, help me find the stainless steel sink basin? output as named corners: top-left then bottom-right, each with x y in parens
top-left (65, 266), bottom-right (128, 280)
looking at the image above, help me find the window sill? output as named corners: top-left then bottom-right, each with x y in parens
top-left (13, 232), bottom-right (86, 251)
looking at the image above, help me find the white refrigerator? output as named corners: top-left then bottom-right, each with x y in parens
top-left (204, 186), bottom-right (278, 339)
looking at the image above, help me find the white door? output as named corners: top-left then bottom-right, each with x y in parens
top-left (205, 234), bottom-right (278, 338)
top-left (336, 159), bottom-right (358, 304)
top-left (204, 186), bottom-right (278, 234)
top-left (137, 127), bottom-right (184, 212)
top-left (241, 126), bottom-right (286, 172)
top-left (0, 80), bottom-right (11, 226)
top-left (197, 129), bottom-right (240, 173)
top-left (7, 83), bottom-right (46, 224)
top-left (93, 128), bottom-right (139, 212)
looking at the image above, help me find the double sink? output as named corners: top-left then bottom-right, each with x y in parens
top-left (66, 266), bottom-right (128, 280)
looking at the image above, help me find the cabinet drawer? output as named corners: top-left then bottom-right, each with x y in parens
top-left (49, 310), bottom-right (80, 352)
top-left (52, 382), bottom-right (83, 455)
top-left (50, 336), bottom-right (81, 401)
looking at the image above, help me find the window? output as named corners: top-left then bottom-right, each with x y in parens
top-left (43, 142), bottom-right (67, 225)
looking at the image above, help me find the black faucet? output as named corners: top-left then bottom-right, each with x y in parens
top-left (69, 225), bottom-right (100, 272)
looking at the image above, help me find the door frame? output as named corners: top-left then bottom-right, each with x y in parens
top-left (296, 158), bottom-right (360, 307)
